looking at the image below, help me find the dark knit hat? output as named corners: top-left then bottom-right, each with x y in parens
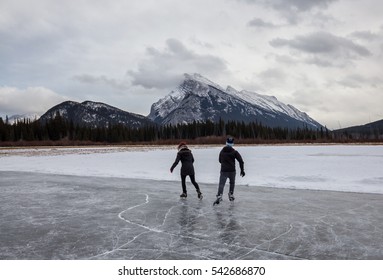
top-left (226, 136), bottom-right (234, 146)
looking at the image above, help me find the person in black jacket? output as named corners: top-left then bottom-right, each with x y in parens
top-left (214, 136), bottom-right (245, 205)
top-left (170, 142), bottom-right (203, 199)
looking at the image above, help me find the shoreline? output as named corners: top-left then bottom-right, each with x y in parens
top-left (2, 170), bottom-right (383, 197)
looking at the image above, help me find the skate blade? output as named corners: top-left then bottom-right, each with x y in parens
top-left (213, 199), bottom-right (221, 206)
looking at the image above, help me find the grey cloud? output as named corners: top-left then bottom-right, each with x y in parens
top-left (166, 38), bottom-right (193, 58)
top-left (270, 0), bottom-right (337, 11)
top-left (128, 72), bottom-right (183, 91)
top-left (237, 0), bottom-right (338, 25)
top-left (247, 18), bottom-right (277, 28)
top-left (273, 54), bottom-right (298, 65)
top-left (0, 24), bottom-right (67, 81)
top-left (336, 75), bottom-right (366, 89)
top-left (0, 86), bottom-right (67, 116)
top-left (335, 74), bottom-right (383, 89)
top-left (304, 57), bottom-right (341, 68)
top-left (189, 37), bottom-right (214, 49)
top-left (239, 0), bottom-right (337, 11)
top-left (127, 38), bottom-right (228, 90)
top-left (258, 68), bottom-right (287, 84)
top-left (270, 32), bottom-right (371, 66)
top-left (271, 32), bottom-right (371, 56)
top-left (238, 0), bottom-right (338, 24)
top-left (349, 31), bottom-right (380, 41)
top-left (73, 74), bottom-right (130, 91)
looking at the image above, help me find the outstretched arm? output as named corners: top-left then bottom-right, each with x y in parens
top-left (170, 153), bottom-right (181, 173)
top-left (235, 151), bottom-right (245, 177)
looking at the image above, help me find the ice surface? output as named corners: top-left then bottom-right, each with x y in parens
top-left (1, 171), bottom-right (382, 260)
top-left (1, 145), bottom-right (383, 259)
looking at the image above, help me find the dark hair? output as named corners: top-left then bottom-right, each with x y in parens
top-left (178, 142), bottom-right (187, 150)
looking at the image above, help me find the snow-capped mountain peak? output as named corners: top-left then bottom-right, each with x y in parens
top-left (225, 85), bottom-right (239, 95)
top-left (184, 73), bottom-right (225, 91)
top-left (148, 73), bottom-right (323, 129)
top-left (233, 90), bottom-right (319, 128)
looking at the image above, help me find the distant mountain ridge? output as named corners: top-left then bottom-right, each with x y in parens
top-left (22, 73), bottom-right (325, 130)
top-left (148, 73), bottom-right (323, 129)
top-left (39, 100), bottom-right (154, 128)
top-left (335, 119), bottom-right (383, 139)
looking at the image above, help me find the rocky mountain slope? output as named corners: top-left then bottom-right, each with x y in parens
top-left (39, 100), bottom-right (154, 128)
top-left (335, 119), bottom-right (383, 139)
top-left (148, 73), bottom-right (323, 129)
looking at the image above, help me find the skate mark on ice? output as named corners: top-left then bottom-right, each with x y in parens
top-left (94, 194), bottom-right (303, 259)
top-left (235, 223), bottom-right (307, 260)
top-left (317, 203), bottom-right (370, 226)
top-left (92, 194), bottom-right (181, 259)
top-left (117, 194), bottom-right (162, 233)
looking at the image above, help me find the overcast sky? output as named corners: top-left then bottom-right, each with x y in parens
top-left (1, 0), bottom-right (382, 129)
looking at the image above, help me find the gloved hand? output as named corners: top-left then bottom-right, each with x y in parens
top-left (170, 168), bottom-right (173, 173)
top-left (240, 170), bottom-right (245, 177)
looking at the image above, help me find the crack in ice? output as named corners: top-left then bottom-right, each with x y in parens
top-left (94, 194), bottom-right (307, 260)
top-left (235, 223), bottom-right (306, 260)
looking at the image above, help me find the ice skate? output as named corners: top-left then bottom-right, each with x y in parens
top-left (213, 195), bottom-right (222, 206)
top-left (228, 192), bottom-right (235, 202)
top-left (180, 192), bottom-right (187, 199)
top-left (197, 191), bottom-right (203, 200)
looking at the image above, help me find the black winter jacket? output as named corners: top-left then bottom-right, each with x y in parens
top-left (170, 148), bottom-right (195, 176)
top-left (219, 146), bottom-right (244, 172)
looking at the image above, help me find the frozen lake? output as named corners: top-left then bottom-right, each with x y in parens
top-left (1, 144), bottom-right (383, 194)
top-left (1, 171), bottom-right (382, 260)
top-left (1, 145), bottom-right (383, 259)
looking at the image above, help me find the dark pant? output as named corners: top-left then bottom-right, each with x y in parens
top-left (181, 174), bottom-right (200, 193)
top-left (217, 171), bottom-right (236, 196)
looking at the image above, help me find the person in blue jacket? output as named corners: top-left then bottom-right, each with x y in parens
top-left (170, 142), bottom-right (203, 199)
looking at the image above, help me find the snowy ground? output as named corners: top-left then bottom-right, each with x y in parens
top-left (1, 144), bottom-right (383, 260)
top-left (1, 144), bottom-right (383, 194)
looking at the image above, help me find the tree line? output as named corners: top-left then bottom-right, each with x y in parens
top-left (0, 112), bottom-right (356, 146)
